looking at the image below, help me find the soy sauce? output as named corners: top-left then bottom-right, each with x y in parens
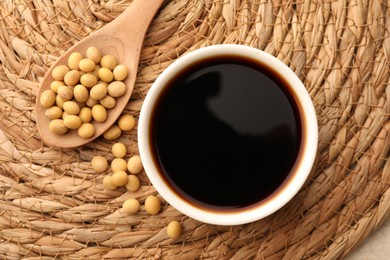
top-left (149, 55), bottom-right (302, 211)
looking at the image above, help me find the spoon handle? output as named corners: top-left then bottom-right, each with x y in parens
top-left (107, 0), bottom-right (165, 43)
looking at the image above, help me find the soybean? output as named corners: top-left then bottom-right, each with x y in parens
top-left (64, 70), bottom-right (80, 86)
top-left (91, 156), bottom-right (108, 173)
top-left (55, 95), bottom-right (65, 109)
top-left (92, 65), bottom-right (101, 79)
top-left (118, 114), bottom-right (135, 131)
top-left (91, 104), bottom-right (107, 122)
top-left (122, 199), bottom-right (140, 215)
top-left (113, 64), bottom-right (128, 81)
top-left (103, 125), bottom-right (122, 140)
top-left (45, 106), bottom-right (63, 120)
top-left (111, 158), bottom-right (127, 172)
top-left (50, 81), bottom-right (64, 93)
top-left (57, 86), bottom-right (74, 101)
top-left (90, 83), bottom-right (107, 100)
top-left (100, 95), bottom-right (116, 109)
top-left (111, 170), bottom-right (128, 186)
top-left (62, 111), bottom-right (70, 119)
top-left (125, 175), bottom-right (140, 192)
top-left (63, 115), bottom-right (82, 129)
top-left (107, 81), bottom-right (126, 97)
top-left (73, 84), bottom-right (89, 103)
top-left (86, 47), bottom-right (102, 64)
top-left (79, 58), bottom-right (95, 72)
top-left (63, 101), bottom-right (80, 115)
top-left (167, 221), bottom-right (182, 239)
top-left (98, 67), bottom-right (114, 83)
top-left (127, 155), bottom-right (143, 174)
top-left (112, 142), bottom-right (127, 158)
top-left (80, 73), bottom-right (97, 88)
top-left (144, 195), bottom-right (161, 215)
top-left (100, 55), bottom-right (117, 70)
top-left (78, 123), bottom-right (95, 138)
top-left (40, 90), bottom-right (56, 108)
top-left (79, 107), bottom-right (92, 123)
top-left (86, 96), bottom-right (99, 108)
top-left (52, 65), bottom-right (69, 81)
top-left (103, 175), bottom-right (117, 190)
top-left (68, 52), bottom-right (83, 70)
top-left (97, 81), bottom-right (108, 87)
top-left (49, 119), bottom-right (68, 135)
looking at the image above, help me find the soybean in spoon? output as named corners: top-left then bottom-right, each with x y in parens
top-left (35, 0), bottom-right (164, 148)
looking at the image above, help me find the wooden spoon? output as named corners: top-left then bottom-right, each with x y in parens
top-left (35, 0), bottom-right (164, 148)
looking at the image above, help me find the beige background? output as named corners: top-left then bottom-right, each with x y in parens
top-left (345, 216), bottom-right (390, 260)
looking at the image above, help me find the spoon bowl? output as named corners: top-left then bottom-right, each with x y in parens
top-left (36, 0), bottom-right (164, 148)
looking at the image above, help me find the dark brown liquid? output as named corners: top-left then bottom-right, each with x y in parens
top-left (150, 55), bottom-right (301, 210)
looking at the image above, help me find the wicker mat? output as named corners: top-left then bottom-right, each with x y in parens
top-left (0, 0), bottom-right (389, 259)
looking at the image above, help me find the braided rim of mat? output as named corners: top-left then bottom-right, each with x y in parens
top-left (0, 0), bottom-right (389, 259)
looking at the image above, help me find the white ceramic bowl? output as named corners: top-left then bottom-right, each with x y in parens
top-left (138, 44), bottom-right (318, 225)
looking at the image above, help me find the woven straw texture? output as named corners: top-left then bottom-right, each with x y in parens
top-left (0, 0), bottom-right (389, 259)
